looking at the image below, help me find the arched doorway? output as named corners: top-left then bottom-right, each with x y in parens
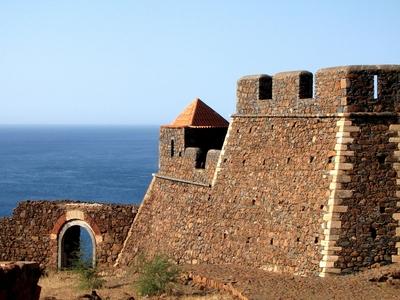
top-left (58, 220), bottom-right (96, 269)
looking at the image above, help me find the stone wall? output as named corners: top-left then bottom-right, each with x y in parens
top-left (159, 127), bottom-right (223, 185)
top-left (118, 65), bottom-right (400, 276)
top-left (0, 200), bottom-right (136, 269)
top-left (0, 217), bottom-right (16, 262)
top-left (236, 65), bottom-right (400, 116)
top-left (333, 117), bottom-right (398, 273)
top-left (2, 65), bottom-right (399, 276)
top-left (118, 116), bottom-right (338, 275)
top-left (0, 261), bottom-right (41, 300)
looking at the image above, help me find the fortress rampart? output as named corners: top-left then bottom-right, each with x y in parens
top-left (117, 65), bottom-right (400, 276)
top-left (1, 65), bottom-right (400, 277)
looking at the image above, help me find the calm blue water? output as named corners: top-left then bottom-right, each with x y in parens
top-left (0, 125), bottom-right (159, 217)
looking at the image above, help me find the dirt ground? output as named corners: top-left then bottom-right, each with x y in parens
top-left (187, 264), bottom-right (400, 300)
top-left (39, 264), bottom-right (400, 300)
top-left (39, 269), bottom-right (233, 300)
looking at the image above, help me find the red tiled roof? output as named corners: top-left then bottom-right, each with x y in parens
top-left (163, 98), bottom-right (229, 128)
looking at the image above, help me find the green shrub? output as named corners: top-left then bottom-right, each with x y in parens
top-left (71, 259), bottom-right (105, 290)
top-left (135, 255), bottom-right (180, 296)
top-left (75, 265), bottom-right (105, 290)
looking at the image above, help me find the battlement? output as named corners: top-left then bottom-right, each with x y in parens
top-left (237, 65), bottom-right (400, 115)
top-left (159, 125), bottom-right (224, 184)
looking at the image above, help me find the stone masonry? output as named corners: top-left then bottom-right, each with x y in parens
top-left (1, 65), bottom-right (400, 277)
top-left (0, 200), bottom-right (136, 269)
top-left (117, 65), bottom-right (400, 276)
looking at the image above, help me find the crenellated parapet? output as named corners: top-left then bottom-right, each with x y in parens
top-left (237, 65), bottom-right (400, 115)
top-left (158, 125), bottom-right (223, 185)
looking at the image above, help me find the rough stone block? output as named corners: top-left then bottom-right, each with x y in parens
top-left (321, 240), bottom-right (337, 247)
top-left (336, 137), bottom-right (354, 144)
top-left (336, 119), bottom-right (351, 126)
top-left (327, 205), bottom-right (348, 213)
top-left (393, 213), bottom-right (400, 220)
top-left (340, 79), bottom-right (351, 89)
top-left (334, 163), bottom-right (353, 171)
top-left (392, 255), bottom-right (400, 263)
top-left (319, 260), bottom-right (335, 268)
top-left (334, 190), bottom-right (353, 198)
top-left (342, 126), bottom-right (360, 132)
top-left (336, 132), bottom-right (351, 138)
top-left (332, 175), bottom-right (352, 183)
top-left (389, 125), bottom-right (400, 131)
top-left (323, 234), bottom-right (339, 241)
top-left (328, 197), bottom-right (343, 206)
top-left (329, 169), bottom-right (346, 176)
top-left (66, 210), bottom-right (85, 221)
top-left (321, 249), bottom-right (337, 255)
top-left (339, 151), bottom-right (355, 156)
top-left (322, 255), bottom-right (339, 262)
top-left (321, 267), bottom-right (341, 274)
top-left (329, 182), bottom-right (341, 190)
top-left (332, 156), bottom-right (347, 163)
top-left (396, 228), bottom-right (400, 236)
top-left (389, 137), bottom-right (400, 143)
top-left (326, 220), bottom-right (341, 229)
top-left (334, 144), bottom-right (348, 151)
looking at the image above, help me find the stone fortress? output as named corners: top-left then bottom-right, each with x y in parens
top-left (1, 65), bottom-right (400, 278)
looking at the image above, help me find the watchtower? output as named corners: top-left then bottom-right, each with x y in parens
top-left (158, 98), bottom-right (228, 184)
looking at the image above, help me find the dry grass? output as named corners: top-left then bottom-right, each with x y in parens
top-left (39, 270), bottom-right (233, 300)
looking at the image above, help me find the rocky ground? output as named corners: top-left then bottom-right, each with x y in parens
top-left (39, 264), bottom-right (400, 300)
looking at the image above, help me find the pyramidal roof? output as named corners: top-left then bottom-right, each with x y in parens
top-left (163, 98), bottom-right (229, 128)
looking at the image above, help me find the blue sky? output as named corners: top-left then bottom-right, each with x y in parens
top-left (1, 1), bottom-right (399, 125)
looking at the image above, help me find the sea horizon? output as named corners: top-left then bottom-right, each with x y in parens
top-left (0, 125), bottom-right (159, 217)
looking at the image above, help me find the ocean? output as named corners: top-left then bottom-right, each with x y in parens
top-left (0, 125), bottom-right (159, 217)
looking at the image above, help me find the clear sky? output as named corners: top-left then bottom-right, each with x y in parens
top-left (1, 1), bottom-right (399, 125)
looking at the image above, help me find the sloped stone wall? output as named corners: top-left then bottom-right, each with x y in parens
top-left (118, 116), bottom-right (339, 275)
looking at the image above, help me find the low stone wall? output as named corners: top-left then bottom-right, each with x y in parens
top-left (0, 218), bottom-right (16, 263)
top-left (0, 200), bottom-right (136, 269)
top-left (0, 261), bottom-right (41, 300)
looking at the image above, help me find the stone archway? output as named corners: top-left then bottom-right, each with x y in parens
top-left (50, 209), bottom-right (103, 270)
top-left (58, 220), bottom-right (96, 269)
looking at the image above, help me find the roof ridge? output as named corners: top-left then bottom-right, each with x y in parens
top-left (163, 98), bottom-right (228, 128)
top-left (189, 98), bottom-right (200, 125)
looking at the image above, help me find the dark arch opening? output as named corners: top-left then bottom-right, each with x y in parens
top-left (60, 225), bottom-right (94, 269)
